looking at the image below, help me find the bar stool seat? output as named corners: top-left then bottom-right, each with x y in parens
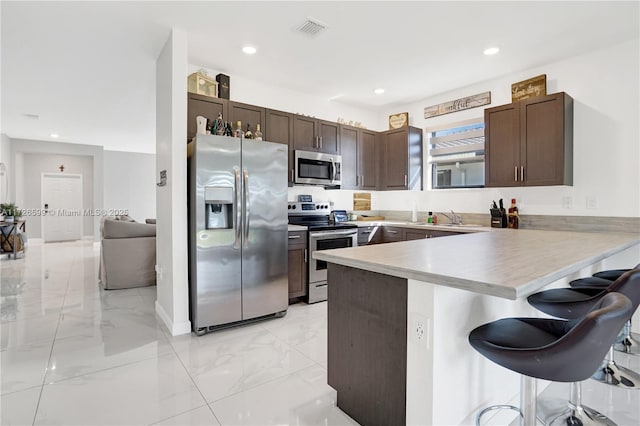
top-left (528, 269), bottom-right (640, 389)
top-left (570, 265), bottom-right (640, 355)
top-left (469, 293), bottom-right (632, 426)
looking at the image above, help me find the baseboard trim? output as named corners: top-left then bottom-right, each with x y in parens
top-left (155, 300), bottom-right (191, 336)
top-left (82, 235), bottom-right (94, 241)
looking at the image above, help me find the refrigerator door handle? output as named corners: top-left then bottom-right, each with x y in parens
top-left (234, 167), bottom-right (241, 249)
top-left (243, 168), bottom-right (250, 247)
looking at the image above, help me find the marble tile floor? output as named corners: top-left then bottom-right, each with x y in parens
top-left (1, 240), bottom-right (638, 425)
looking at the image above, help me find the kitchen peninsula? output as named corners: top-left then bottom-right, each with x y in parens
top-left (314, 229), bottom-right (640, 425)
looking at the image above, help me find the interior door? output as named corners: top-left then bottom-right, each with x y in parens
top-left (42, 173), bottom-right (82, 242)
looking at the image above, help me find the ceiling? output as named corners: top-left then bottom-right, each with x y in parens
top-left (2, 1), bottom-right (638, 153)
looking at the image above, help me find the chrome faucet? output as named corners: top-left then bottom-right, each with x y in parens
top-left (440, 210), bottom-right (462, 225)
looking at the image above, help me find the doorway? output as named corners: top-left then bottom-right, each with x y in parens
top-left (41, 173), bottom-right (83, 242)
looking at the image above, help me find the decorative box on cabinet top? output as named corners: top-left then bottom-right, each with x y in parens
top-left (188, 72), bottom-right (219, 98)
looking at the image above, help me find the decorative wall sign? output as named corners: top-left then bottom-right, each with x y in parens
top-left (511, 74), bottom-right (547, 102)
top-left (424, 91), bottom-right (491, 119)
top-left (388, 112), bottom-right (409, 129)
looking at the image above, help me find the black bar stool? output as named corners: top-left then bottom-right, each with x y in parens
top-left (570, 264), bottom-right (640, 356)
top-left (528, 269), bottom-right (640, 389)
top-left (469, 292), bottom-right (632, 426)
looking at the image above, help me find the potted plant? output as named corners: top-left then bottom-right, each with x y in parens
top-left (0, 202), bottom-right (22, 223)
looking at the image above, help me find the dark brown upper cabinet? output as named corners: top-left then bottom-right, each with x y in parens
top-left (485, 92), bottom-right (573, 187)
top-left (380, 126), bottom-right (423, 190)
top-left (187, 93), bottom-right (228, 142)
top-left (341, 125), bottom-right (378, 190)
top-left (265, 109), bottom-right (295, 183)
top-left (292, 115), bottom-right (340, 155)
top-left (228, 101), bottom-right (266, 136)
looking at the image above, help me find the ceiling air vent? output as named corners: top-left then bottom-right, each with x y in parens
top-left (295, 18), bottom-right (327, 37)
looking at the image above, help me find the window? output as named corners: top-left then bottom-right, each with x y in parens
top-left (427, 118), bottom-right (485, 189)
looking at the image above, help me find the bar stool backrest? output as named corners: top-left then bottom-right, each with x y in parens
top-left (604, 268), bottom-right (640, 311)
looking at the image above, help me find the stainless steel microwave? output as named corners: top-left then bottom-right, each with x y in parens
top-left (294, 150), bottom-right (342, 186)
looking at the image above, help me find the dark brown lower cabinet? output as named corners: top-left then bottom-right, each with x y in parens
top-left (287, 231), bottom-right (307, 300)
top-left (328, 264), bottom-right (407, 425)
top-left (357, 226), bottom-right (382, 245)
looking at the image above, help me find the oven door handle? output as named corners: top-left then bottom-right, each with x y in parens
top-left (309, 229), bottom-right (357, 238)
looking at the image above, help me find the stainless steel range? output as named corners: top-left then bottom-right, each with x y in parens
top-left (288, 201), bottom-right (357, 303)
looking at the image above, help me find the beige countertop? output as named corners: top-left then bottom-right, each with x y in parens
top-left (288, 224), bottom-right (307, 232)
top-left (313, 229), bottom-right (640, 299)
top-left (348, 220), bottom-right (489, 233)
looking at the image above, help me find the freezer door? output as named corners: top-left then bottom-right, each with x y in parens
top-left (241, 139), bottom-right (288, 320)
top-left (190, 135), bottom-right (242, 330)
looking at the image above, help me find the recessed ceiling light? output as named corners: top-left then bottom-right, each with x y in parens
top-left (50, 133), bottom-right (59, 138)
top-left (242, 46), bottom-right (257, 55)
top-left (374, 88), bottom-right (385, 95)
top-left (483, 47), bottom-right (500, 56)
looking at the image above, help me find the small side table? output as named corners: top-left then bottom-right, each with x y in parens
top-left (0, 220), bottom-right (26, 259)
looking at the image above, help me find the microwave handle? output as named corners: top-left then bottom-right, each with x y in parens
top-left (331, 158), bottom-right (337, 183)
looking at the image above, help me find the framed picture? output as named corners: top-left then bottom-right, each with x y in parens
top-left (388, 112), bottom-right (409, 129)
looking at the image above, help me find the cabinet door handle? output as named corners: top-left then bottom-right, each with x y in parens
top-left (291, 169), bottom-right (294, 181)
top-left (388, 230), bottom-right (398, 234)
top-left (404, 175), bottom-right (408, 186)
top-left (520, 166), bottom-right (524, 181)
top-left (288, 235), bottom-right (301, 239)
top-left (304, 249), bottom-right (308, 263)
top-left (361, 231), bottom-right (372, 235)
top-left (514, 166), bottom-right (518, 182)
top-left (319, 136), bottom-right (323, 149)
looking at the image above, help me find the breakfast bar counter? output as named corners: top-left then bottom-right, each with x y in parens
top-left (314, 229), bottom-right (640, 425)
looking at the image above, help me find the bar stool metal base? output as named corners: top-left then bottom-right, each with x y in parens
top-left (591, 359), bottom-right (640, 389)
top-left (546, 403), bottom-right (616, 426)
top-left (614, 330), bottom-right (640, 356)
top-left (540, 382), bottom-right (617, 426)
top-left (475, 405), bottom-right (522, 426)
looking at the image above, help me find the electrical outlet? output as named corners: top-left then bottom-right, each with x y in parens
top-left (410, 312), bottom-right (430, 349)
top-left (586, 196), bottom-right (598, 209)
top-left (562, 196), bottom-right (573, 209)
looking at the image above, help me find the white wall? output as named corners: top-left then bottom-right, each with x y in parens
top-left (155, 29), bottom-right (190, 336)
top-left (0, 133), bottom-right (11, 203)
top-left (22, 153), bottom-right (94, 239)
top-left (104, 150), bottom-right (156, 222)
top-left (373, 38), bottom-right (640, 218)
top-left (187, 65), bottom-right (379, 132)
top-left (10, 138), bottom-right (104, 241)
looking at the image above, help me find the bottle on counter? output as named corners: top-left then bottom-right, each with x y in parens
top-left (254, 124), bottom-right (263, 141)
top-left (244, 123), bottom-right (253, 139)
top-left (234, 121), bottom-right (243, 138)
top-left (508, 198), bottom-right (520, 229)
top-left (427, 211), bottom-right (433, 223)
top-left (433, 213), bottom-right (438, 224)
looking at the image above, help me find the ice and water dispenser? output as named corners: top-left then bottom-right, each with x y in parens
top-left (204, 186), bottom-right (233, 229)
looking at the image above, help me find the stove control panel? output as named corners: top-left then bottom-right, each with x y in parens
top-left (287, 202), bottom-right (330, 215)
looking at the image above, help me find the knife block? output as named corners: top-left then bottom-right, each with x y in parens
top-left (490, 208), bottom-right (508, 228)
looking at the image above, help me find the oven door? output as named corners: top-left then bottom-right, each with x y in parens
top-left (308, 229), bottom-right (357, 302)
top-left (295, 150), bottom-right (342, 186)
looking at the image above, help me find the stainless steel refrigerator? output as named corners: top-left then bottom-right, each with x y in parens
top-left (188, 134), bottom-right (288, 335)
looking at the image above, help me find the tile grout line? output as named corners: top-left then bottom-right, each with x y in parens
top-left (160, 333), bottom-right (224, 426)
top-left (30, 244), bottom-right (82, 426)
